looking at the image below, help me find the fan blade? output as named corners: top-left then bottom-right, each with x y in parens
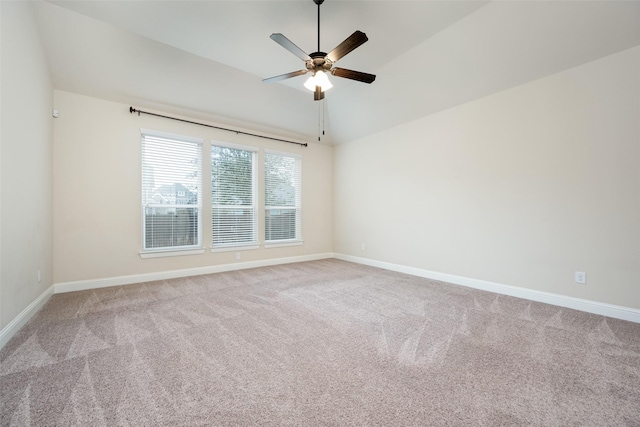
top-left (331, 67), bottom-right (376, 84)
top-left (326, 30), bottom-right (368, 63)
top-left (270, 33), bottom-right (311, 61)
top-left (263, 70), bottom-right (308, 84)
top-left (314, 86), bottom-right (324, 101)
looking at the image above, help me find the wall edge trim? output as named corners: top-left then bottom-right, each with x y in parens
top-left (54, 253), bottom-right (335, 294)
top-left (0, 285), bottom-right (54, 349)
top-left (5, 251), bottom-right (637, 351)
top-left (334, 253), bottom-right (640, 323)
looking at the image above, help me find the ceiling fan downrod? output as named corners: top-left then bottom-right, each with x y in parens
top-left (315, 0), bottom-right (324, 53)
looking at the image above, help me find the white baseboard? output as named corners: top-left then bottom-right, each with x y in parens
top-left (334, 253), bottom-right (640, 323)
top-left (54, 252), bottom-right (335, 294)
top-left (3, 251), bottom-right (637, 352)
top-left (0, 285), bottom-right (54, 349)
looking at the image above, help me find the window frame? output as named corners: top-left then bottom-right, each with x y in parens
top-left (140, 128), bottom-right (204, 258)
top-left (210, 140), bottom-right (259, 251)
top-left (264, 149), bottom-right (303, 247)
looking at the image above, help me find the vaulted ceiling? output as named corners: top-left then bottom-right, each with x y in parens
top-left (34, 1), bottom-right (640, 144)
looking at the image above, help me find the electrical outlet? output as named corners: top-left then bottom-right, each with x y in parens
top-left (575, 271), bottom-right (586, 284)
top-left (236, 252), bottom-right (241, 260)
top-left (37, 269), bottom-right (42, 283)
top-left (361, 243), bottom-right (366, 251)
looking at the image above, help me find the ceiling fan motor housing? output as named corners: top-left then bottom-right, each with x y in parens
top-left (306, 53), bottom-right (333, 73)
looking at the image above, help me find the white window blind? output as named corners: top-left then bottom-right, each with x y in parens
top-left (141, 129), bottom-right (202, 252)
top-left (265, 151), bottom-right (302, 243)
top-left (211, 142), bottom-right (257, 248)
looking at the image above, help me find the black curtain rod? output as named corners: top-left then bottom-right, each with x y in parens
top-left (129, 107), bottom-right (308, 147)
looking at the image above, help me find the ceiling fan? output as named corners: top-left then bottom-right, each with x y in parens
top-left (262, 0), bottom-right (376, 101)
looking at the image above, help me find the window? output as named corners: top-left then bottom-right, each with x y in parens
top-left (265, 150), bottom-right (302, 244)
top-left (211, 142), bottom-right (258, 249)
top-left (141, 129), bottom-right (202, 254)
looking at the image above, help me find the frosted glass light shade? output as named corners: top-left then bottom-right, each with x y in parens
top-left (304, 71), bottom-right (333, 92)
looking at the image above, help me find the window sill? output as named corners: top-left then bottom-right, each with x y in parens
top-left (210, 244), bottom-right (260, 253)
top-left (140, 248), bottom-right (205, 259)
top-left (264, 240), bottom-right (303, 249)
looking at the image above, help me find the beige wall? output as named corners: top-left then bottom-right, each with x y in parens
top-left (334, 46), bottom-right (640, 309)
top-left (0, 2), bottom-right (54, 329)
top-left (53, 90), bottom-right (333, 284)
top-left (1, 6), bottom-right (637, 333)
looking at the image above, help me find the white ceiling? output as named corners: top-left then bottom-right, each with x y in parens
top-left (34, 0), bottom-right (640, 144)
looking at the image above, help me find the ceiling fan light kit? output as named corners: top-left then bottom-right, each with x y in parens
top-left (263, 0), bottom-right (376, 101)
top-left (304, 70), bottom-right (333, 92)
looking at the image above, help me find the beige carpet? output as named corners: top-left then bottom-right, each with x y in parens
top-left (1, 259), bottom-right (639, 426)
